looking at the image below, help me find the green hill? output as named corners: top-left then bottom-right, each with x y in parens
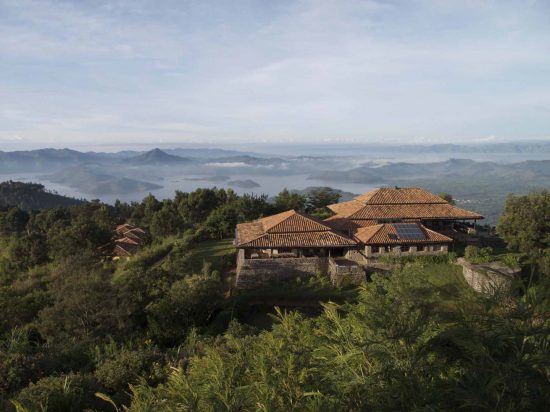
top-left (0, 181), bottom-right (83, 210)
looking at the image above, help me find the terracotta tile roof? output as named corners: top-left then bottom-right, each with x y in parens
top-left (326, 200), bottom-right (364, 216)
top-left (115, 236), bottom-right (139, 246)
top-left (327, 187), bottom-right (483, 220)
top-left (115, 223), bottom-right (135, 235)
top-left (239, 232), bottom-right (357, 248)
top-left (355, 223), bottom-right (453, 245)
top-left (113, 223), bottom-right (147, 258)
top-left (354, 187), bottom-right (447, 205)
top-left (236, 210), bottom-right (356, 248)
top-left (324, 216), bottom-right (378, 232)
top-left (116, 224), bottom-right (147, 237)
top-left (262, 210), bottom-right (331, 233)
top-left (115, 243), bottom-right (138, 257)
top-left (349, 203), bottom-right (483, 220)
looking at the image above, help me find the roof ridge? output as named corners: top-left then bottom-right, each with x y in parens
top-left (260, 209), bottom-right (297, 231)
top-left (264, 210), bottom-right (332, 233)
top-left (353, 187), bottom-right (448, 206)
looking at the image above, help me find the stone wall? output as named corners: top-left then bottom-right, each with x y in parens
top-left (457, 258), bottom-right (520, 294)
top-left (236, 252), bottom-right (328, 289)
top-left (344, 249), bottom-right (367, 264)
top-left (365, 244), bottom-right (448, 258)
top-left (328, 258), bottom-right (365, 286)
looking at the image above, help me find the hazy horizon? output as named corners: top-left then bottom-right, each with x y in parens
top-left (1, 138), bottom-right (549, 156)
top-left (2, 0), bottom-right (550, 150)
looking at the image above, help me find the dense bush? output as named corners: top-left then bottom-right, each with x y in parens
top-left (94, 348), bottom-right (163, 394)
top-left (501, 253), bottom-right (521, 268)
top-left (464, 245), bottom-right (493, 263)
top-left (379, 251), bottom-right (457, 265)
top-left (14, 373), bottom-right (104, 412)
top-left (146, 274), bottom-right (223, 346)
top-left (125, 269), bottom-right (550, 411)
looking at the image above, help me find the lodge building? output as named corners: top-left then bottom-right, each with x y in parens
top-left (234, 187), bottom-right (482, 288)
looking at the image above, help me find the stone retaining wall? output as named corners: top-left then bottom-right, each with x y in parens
top-left (236, 252), bottom-right (327, 289)
top-left (457, 258), bottom-right (520, 294)
top-left (328, 259), bottom-right (365, 286)
top-left (344, 249), bottom-right (367, 264)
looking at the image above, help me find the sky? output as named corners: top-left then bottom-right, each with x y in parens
top-left (1, 0), bottom-right (550, 151)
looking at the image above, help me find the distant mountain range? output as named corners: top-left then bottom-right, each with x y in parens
top-left (311, 158), bottom-right (550, 183)
top-left (257, 140), bottom-right (550, 156)
top-left (1, 140), bottom-right (549, 173)
top-left (0, 144), bottom-right (548, 223)
top-left (0, 148), bottom-right (194, 172)
top-left (128, 148), bottom-right (191, 165)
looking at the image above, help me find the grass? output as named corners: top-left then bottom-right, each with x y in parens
top-left (419, 262), bottom-right (468, 288)
top-left (186, 238), bottom-right (236, 273)
top-left (114, 236), bottom-right (176, 272)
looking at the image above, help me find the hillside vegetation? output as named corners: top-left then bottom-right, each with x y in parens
top-left (0, 181), bottom-right (83, 210)
top-left (0, 187), bottom-right (548, 411)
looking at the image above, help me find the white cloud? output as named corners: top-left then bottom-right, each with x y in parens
top-left (0, 0), bottom-right (549, 148)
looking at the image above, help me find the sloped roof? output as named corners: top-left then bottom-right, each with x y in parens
top-left (123, 229), bottom-right (147, 243)
top-left (115, 243), bottom-right (138, 257)
top-left (116, 224), bottom-right (147, 236)
top-left (115, 223), bottom-right (135, 234)
top-left (349, 203), bottom-right (482, 220)
top-left (327, 187), bottom-right (483, 220)
top-left (324, 216), bottom-right (378, 232)
top-left (355, 223), bottom-right (453, 245)
top-left (235, 210), bottom-right (357, 248)
top-left (115, 236), bottom-right (139, 246)
top-left (354, 187), bottom-right (447, 205)
top-left (326, 200), bottom-right (364, 216)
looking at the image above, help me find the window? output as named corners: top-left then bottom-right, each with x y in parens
top-left (401, 245), bottom-right (410, 252)
top-left (371, 246), bottom-right (380, 253)
top-left (417, 245), bottom-right (425, 252)
top-left (433, 244), bottom-right (442, 251)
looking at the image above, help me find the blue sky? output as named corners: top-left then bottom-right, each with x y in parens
top-left (1, 0), bottom-right (549, 150)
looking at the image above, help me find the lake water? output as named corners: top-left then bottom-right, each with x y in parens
top-left (0, 172), bottom-right (379, 204)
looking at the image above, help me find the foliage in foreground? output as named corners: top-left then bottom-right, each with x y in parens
top-left (124, 266), bottom-right (550, 411)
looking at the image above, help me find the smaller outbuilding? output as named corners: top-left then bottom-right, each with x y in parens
top-left (113, 223), bottom-right (148, 259)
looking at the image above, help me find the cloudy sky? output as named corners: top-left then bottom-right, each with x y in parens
top-left (1, 0), bottom-right (549, 150)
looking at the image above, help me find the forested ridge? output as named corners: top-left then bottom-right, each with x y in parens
top-left (0, 181), bottom-right (83, 211)
top-left (0, 183), bottom-right (548, 411)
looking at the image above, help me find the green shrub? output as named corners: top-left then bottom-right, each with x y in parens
top-left (95, 349), bottom-right (163, 393)
top-left (146, 274), bottom-right (223, 346)
top-left (379, 252), bottom-right (457, 265)
top-left (501, 253), bottom-right (520, 268)
top-left (464, 245), bottom-right (493, 263)
top-left (14, 373), bottom-right (103, 412)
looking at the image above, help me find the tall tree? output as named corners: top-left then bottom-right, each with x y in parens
top-left (274, 189), bottom-right (306, 212)
top-left (497, 190), bottom-right (550, 278)
top-left (306, 187), bottom-right (341, 212)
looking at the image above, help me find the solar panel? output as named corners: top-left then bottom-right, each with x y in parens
top-left (392, 223), bottom-right (426, 240)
